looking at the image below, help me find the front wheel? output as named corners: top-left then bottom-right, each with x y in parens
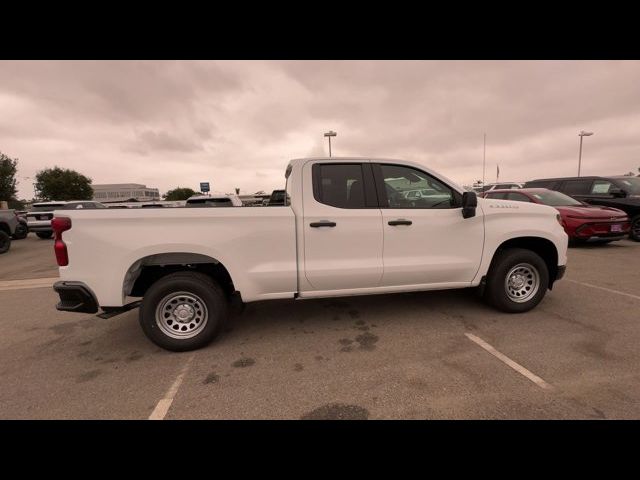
top-left (36, 231), bottom-right (53, 239)
top-left (484, 248), bottom-right (549, 313)
top-left (139, 271), bottom-right (229, 351)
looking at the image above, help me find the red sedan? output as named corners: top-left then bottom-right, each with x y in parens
top-left (483, 188), bottom-right (630, 243)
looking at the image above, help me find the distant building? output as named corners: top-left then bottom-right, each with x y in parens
top-left (92, 183), bottom-right (160, 203)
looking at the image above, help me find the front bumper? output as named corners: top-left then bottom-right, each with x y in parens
top-left (573, 221), bottom-right (630, 239)
top-left (53, 281), bottom-right (99, 313)
top-left (556, 265), bottom-right (567, 281)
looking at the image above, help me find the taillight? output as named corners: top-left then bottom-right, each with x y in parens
top-left (52, 216), bottom-right (72, 266)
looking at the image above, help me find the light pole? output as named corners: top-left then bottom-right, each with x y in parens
top-left (577, 130), bottom-right (594, 177)
top-left (482, 133), bottom-right (486, 189)
top-left (324, 131), bottom-right (337, 157)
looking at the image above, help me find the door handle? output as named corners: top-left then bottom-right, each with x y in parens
top-left (310, 220), bottom-right (337, 228)
top-left (388, 219), bottom-right (412, 226)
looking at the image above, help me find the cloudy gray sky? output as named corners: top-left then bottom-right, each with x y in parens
top-left (2, 60), bottom-right (639, 199)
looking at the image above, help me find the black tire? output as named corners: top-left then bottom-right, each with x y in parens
top-left (12, 223), bottom-right (28, 240)
top-left (139, 271), bottom-right (228, 351)
top-left (484, 248), bottom-right (549, 313)
top-left (36, 231), bottom-right (53, 239)
top-left (568, 237), bottom-right (586, 247)
top-left (630, 215), bottom-right (640, 242)
top-left (0, 231), bottom-right (10, 254)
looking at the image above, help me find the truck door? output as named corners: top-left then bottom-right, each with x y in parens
top-left (302, 161), bottom-right (383, 291)
top-left (373, 163), bottom-right (484, 287)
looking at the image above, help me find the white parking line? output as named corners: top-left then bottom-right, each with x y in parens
top-left (0, 277), bottom-right (59, 292)
top-left (148, 354), bottom-right (195, 420)
top-left (465, 333), bottom-right (553, 390)
top-left (565, 279), bottom-right (640, 301)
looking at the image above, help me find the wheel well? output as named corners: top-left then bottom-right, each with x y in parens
top-left (493, 237), bottom-right (559, 288)
top-left (125, 253), bottom-right (237, 300)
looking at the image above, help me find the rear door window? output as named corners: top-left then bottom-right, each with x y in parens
top-left (561, 179), bottom-right (592, 195)
top-left (590, 180), bottom-right (613, 195)
top-left (312, 163), bottom-right (376, 209)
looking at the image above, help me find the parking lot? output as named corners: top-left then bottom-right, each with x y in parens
top-left (1, 235), bottom-right (639, 419)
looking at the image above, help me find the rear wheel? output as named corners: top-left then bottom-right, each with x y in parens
top-left (630, 215), bottom-right (640, 242)
top-left (36, 231), bottom-right (53, 239)
top-left (139, 271), bottom-right (229, 351)
top-left (0, 231), bottom-right (10, 254)
top-left (484, 248), bottom-right (549, 313)
top-left (12, 223), bottom-right (28, 240)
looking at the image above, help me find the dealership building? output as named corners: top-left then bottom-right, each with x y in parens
top-left (92, 183), bottom-right (161, 202)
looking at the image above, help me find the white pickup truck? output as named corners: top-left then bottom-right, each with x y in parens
top-left (52, 157), bottom-right (568, 351)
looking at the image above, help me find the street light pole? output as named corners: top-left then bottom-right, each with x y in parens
top-left (577, 130), bottom-right (594, 177)
top-left (324, 131), bottom-right (337, 157)
top-left (482, 133), bottom-right (486, 189)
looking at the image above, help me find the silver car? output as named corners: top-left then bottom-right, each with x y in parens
top-left (26, 201), bottom-right (106, 239)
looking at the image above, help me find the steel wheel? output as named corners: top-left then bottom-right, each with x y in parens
top-left (155, 291), bottom-right (208, 339)
top-left (504, 263), bottom-right (540, 303)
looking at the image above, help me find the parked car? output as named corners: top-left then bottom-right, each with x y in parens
top-left (472, 182), bottom-right (524, 194)
top-left (0, 209), bottom-right (20, 254)
top-left (482, 188), bottom-right (630, 244)
top-left (52, 157), bottom-right (568, 352)
top-left (26, 201), bottom-right (107, 239)
top-left (266, 189), bottom-right (287, 206)
top-left (185, 194), bottom-right (243, 207)
top-left (524, 176), bottom-right (640, 241)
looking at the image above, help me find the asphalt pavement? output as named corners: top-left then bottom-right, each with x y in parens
top-left (0, 235), bottom-right (638, 419)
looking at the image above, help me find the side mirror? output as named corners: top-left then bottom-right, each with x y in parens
top-left (462, 191), bottom-right (477, 219)
top-left (610, 187), bottom-right (626, 198)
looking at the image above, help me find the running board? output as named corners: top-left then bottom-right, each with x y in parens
top-left (97, 301), bottom-right (142, 319)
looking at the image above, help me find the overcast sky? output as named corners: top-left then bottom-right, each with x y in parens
top-left (1, 60), bottom-right (639, 199)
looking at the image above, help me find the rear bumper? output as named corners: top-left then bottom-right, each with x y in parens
top-left (53, 281), bottom-right (99, 313)
top-left (26, 220), bottom-right (52, 232)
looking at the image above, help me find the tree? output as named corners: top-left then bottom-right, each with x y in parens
top-left (163, 187), bottom-right (197, 201)
top-left (0, 151), bottom-right (18, 202)
top-left (8, 199), bottom-right (25, 210)
top-left (35, 167), bottom-right (93, 201)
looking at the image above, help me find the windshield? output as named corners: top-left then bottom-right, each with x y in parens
top-left (31, 204), bottom-right (66, 212)
top-left (617, 177), bottom-right (640, 194)
top-left (530, 190), bottom-right (582, 206)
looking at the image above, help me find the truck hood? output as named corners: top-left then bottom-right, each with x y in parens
top-left (478, 197), bottom-right (558, 216)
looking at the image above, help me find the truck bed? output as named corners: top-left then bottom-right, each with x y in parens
top-left (59, 207), bottom-right (297, 306)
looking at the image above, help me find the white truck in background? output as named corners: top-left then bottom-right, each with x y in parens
top-left (52, 157), bottom-right (568, 351)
